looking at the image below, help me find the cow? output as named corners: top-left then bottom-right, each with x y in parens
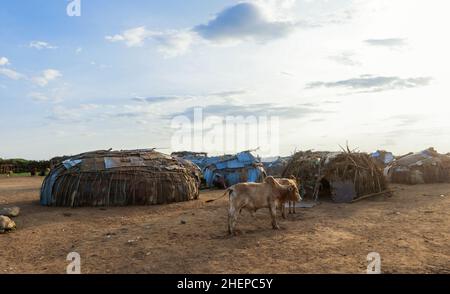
top-left (276, 176), bottom-right (303, 219)
top-left (226, 176), bottom-right (301, 235)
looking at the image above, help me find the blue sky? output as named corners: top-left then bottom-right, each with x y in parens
top-left (1, 0), bottom-right (449, 159)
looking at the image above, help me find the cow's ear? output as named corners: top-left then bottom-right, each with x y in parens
top-left (289, 175), bottom-right (296, 180)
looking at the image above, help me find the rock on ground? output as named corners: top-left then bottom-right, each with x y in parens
top-left (0, 206), bottom-right (20, 217)
top-left (0, 216), bottom-right (16, 234)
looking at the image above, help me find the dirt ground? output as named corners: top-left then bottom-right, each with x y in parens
top-left (0, 176), bottom-right (449, 274)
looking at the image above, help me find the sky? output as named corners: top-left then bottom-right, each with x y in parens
top-left (1, 0), bottom-right (450, 159)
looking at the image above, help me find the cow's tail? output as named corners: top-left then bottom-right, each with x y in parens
top-left (205, 187), bottom-right (233, 203)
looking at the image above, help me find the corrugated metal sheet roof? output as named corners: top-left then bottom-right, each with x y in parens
top-left (203, 151), bottom-right (265, 188)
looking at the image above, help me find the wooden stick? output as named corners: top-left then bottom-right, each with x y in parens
top-left (351, 190), bottom-right (394, 203)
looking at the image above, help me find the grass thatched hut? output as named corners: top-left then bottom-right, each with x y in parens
top-left (283, 150), bottom-right (388, 203)
top-left (40, 149), bottom-right (201, 207)
top-left (384, 148), bottom-right (450, 185)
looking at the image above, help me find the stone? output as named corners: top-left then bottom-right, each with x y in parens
top-left (0, 206), bottom-right (20, 217)
top-left (0, 216), bottom-right (16, 233)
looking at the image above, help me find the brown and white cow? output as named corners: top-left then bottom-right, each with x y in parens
top-left (276, 176), bottom-right (303, 219)
top-left (226, 176), bottom-right (301, 235)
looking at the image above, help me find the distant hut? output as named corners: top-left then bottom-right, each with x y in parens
top-left (283, 150), bottom-right (388, 203)
top-left (203, 151), bottom-right (266, 188)
top-left (40, 149), bottom-right (201, 207)
top-left (384, 148), bottom-right (450, 185)
top-left (262, 156), bottom-right (291, 177)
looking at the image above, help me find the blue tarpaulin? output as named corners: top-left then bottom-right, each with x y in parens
top-left (370, 150), bottom-right (395, 165)
top-left (202, 151), bottom-right (266, 188)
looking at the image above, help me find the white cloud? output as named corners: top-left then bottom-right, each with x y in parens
top-left (307, 75), bottom-right (432, 93)
top-left (329, 52), bottom-right (361, 66)
top-left (106, 26), bottom-right (195, 58)
top-left (251, 0), bottom-right (298, 21)
top-left (154, 30), bottom-right (194, 58)
top-left (106, 26), bottom-right (151, 47)
top-left (0, 57), bottom-right (25, 80)
top-left (105, 1), bottom-right (302, 57)
top-left (0, 68), bottom-right (24, 80)
top-left (28, 87), bottom-right (66, 103)
top-left (32, 69), bottom-right (62, 87)
top-left (75, 47), bottom-right (83, 54)
top-left (28, 92), bottom-right (50, 102)
top-left (0, 60), bottom-right (63, 88)
top-left (47, 105), bottom-right (80, 122)
top-left (0, 57), bottom-right (9, 66)
top-left (29, 41), bottom-right (57, 50)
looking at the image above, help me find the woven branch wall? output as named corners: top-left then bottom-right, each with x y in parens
top-left (40, 149), bottom-right (201, 207)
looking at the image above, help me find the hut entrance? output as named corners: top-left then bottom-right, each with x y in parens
top-left (318, 178), bottom-right (333, 201)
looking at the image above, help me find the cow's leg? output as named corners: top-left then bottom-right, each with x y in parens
top-left (290, 201), bottom-right (296, 214)
top-left (232, 213), bottom-right (239, 235)
top-left (228, 208), bottom-right (238, 235)
top-left (229, 204), bottom-right (243, 235)
top-left (228, 207), bottom-right (234, 235)
top-left (281, 202), bottom-right (287, 219)
top-left (228, 197), bottom-right (237, 235)
top-left (269, 203), bottom-right (280, 230)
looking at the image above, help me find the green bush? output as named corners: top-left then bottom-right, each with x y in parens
top-left (0, 158), bottom-right (50, 175)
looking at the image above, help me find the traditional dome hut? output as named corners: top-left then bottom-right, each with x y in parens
top-left (384, 148), bottom-right (450, 185)
top-left (40, 149), bottom-right (201, 207)
top-left (283, 150), bottom-right (388, 203)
